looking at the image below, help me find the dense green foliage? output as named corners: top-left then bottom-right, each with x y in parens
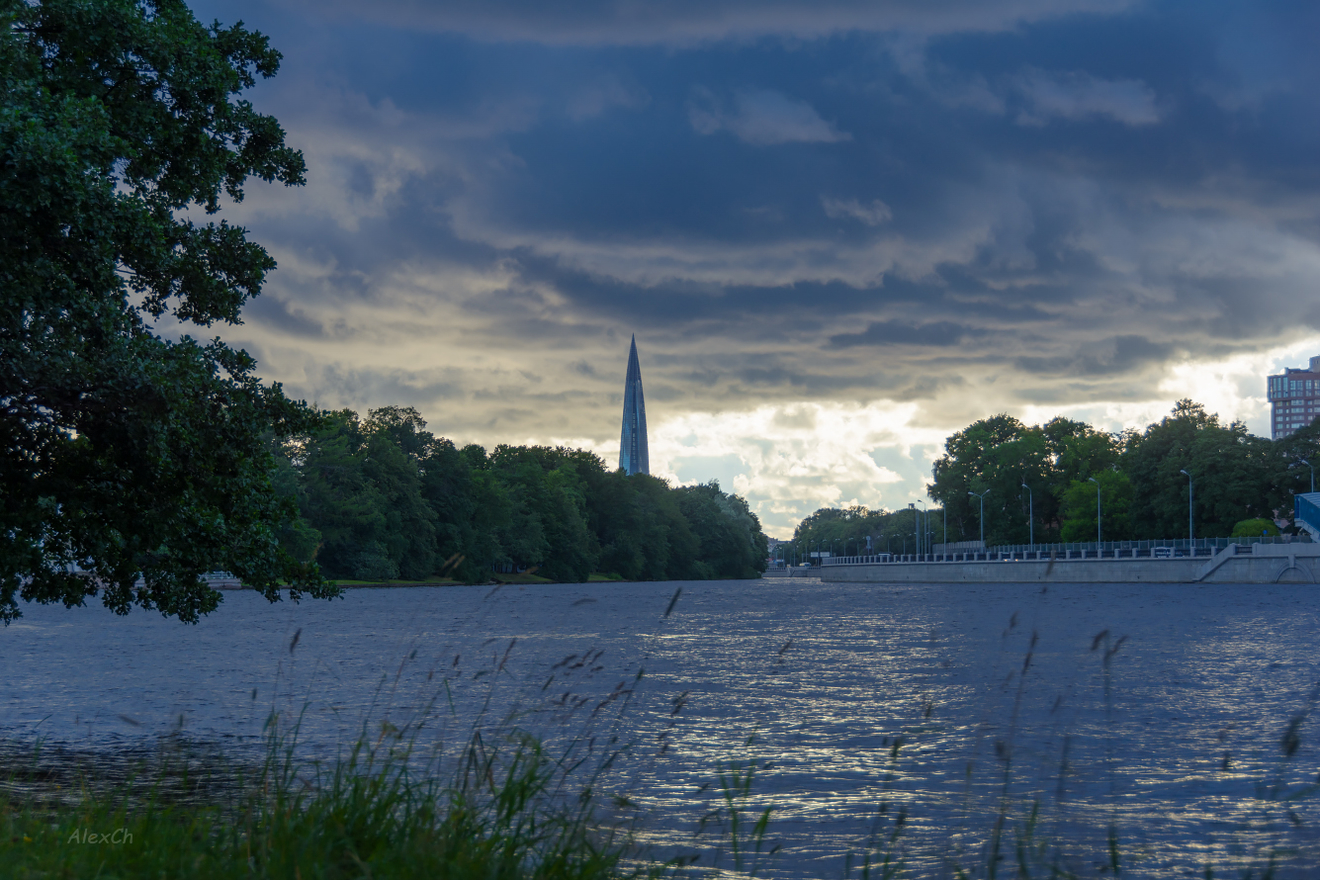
top-left (928, 414), bottom-right (1123, 546)
top-left (1121, 401), bottom-right (1277, 540)
top-left (1058, 470), bottom-right (1133, 543)
top-left (794, 400), bottom-right (1320, 550)
top-left (925, 400), bottom-right (1312, 545)
top-left (786, 504), bottom-right (937, 563)
top-left (278, 406), bottom-right (768, 583)
top-left (0, 0), bottom-right (331, 622)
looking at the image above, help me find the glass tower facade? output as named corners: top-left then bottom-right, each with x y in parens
top-left (619, 335), bottom-right (649, 475)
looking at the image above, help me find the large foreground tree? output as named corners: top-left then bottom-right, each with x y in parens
top-left (1, 0), bottom-right (333, 622)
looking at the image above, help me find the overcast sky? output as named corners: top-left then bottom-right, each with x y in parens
top-left (184, 0), bottom-right (1320, 538)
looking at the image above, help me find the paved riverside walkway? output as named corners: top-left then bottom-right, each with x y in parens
top-left (819, 541), bottom-right (1320, 584)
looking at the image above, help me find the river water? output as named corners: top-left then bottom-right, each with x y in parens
top-left (4, 577), bottom-right (1320, 877)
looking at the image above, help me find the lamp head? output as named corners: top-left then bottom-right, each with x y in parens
top-left (1088, 477), bottom-right (1098, 484)
top-left (1180, 469), bottom-right (1190, 477)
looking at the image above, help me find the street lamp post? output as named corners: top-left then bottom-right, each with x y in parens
top-left (918, 500), bottom-right (927, 559)
top-left (968, 489), bottom-right (991, 546)
top-left (909, 503), bottom-right (918, 558)
top-left (1088, 476), bottom-right (1102, 544)
top-left (1021, 483), bottom-right (1033, 549)
top-left (1180, 469), bottom-right (1194, 542)
top-left (1301, 458), bottom-right (1315, 494)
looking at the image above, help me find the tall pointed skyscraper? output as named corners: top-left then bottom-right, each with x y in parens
top-left (619, 335), bottom-right (649, 475)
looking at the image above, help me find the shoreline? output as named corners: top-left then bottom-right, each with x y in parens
top-left (215, 572), bottom-right (763, 590)
top-left (817, 540), bottom-right (1320, 584)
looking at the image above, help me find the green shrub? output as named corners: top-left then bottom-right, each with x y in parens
top-left (1231, 517), bottom-right (1280, 537)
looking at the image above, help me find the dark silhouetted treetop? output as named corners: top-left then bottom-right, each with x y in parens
top-left (1122, 400), bottom-right (1274, 539)
top-left (911, 400), bottom-right (1294, 547)
top-left (926, 412), bottom-right (1125, 546)
top-left (1, 0), bottom-right (331, 623)
top-left (790, 504), bottom-right (914, 559)
top-left (274, 412), bottom-right (768, 584)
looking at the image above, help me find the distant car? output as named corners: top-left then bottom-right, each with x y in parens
top-left (801, 562), bottom-right (812, 569)
top-left (874, 552), bottom-right (891, 562)
top-left (1153, 547), bottom-right (1174, 558)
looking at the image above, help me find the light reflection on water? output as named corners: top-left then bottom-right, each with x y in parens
top-left (4, 578), bottom-right (1320, 877)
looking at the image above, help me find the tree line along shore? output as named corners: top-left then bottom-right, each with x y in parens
top-left (791, 399), bottom-right (1318, 555)
top-left (280, 399), bottom-right (1314, 585)
top-left (272, 406), bottom-right (769, 584)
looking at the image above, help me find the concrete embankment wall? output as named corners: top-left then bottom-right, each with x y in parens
top-left (819, 543), bottom-right (1320, 584)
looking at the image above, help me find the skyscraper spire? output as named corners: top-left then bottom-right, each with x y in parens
top-left (619, 335), bottom-right (649, 476)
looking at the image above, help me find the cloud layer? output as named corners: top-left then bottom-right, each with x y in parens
top-left (186, 0), bottom-right (1320, 536)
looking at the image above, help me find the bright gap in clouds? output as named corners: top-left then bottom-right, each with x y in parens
top-left (629, 402), bottom-right (943, 540)
top-left (634, 338), bottom-right (1320, 540)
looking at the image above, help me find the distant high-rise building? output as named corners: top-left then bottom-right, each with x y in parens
top-left (1268, 355), bottom-right (1320, 439)
top-left (619, 335), bottom-right (649, 475)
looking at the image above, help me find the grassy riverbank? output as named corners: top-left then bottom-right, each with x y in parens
top-left (4, 755), bottom-right (1314, 878)
top-left (1, 730), bottom-right (670, 880)
top-left (6, 719), bottom-right (1316, 879)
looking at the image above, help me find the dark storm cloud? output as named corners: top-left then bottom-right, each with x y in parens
top-left (276, 0), bottom-right (1139, 45)
top-left (829, 320), bottom-right (988, 348)
top-left (184, 0), bottom-right (1320, 454)
top-left (310, 364), bottom-right (466, 411)
top-left (240, 295), bottom-right (329, 340)
top-left (1015, 335), bottom-right (1174, 376)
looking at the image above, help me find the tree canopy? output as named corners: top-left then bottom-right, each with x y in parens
top-left (273, 406), bottom-right (769, 583)
top-left (795, 399), bottom-right (1318, 553)
top-left (789, 504), bottom-right (936, 561)
top-left (928, 415), bottom-right (1120, 546)
top-left (921, 400), bottom-right (1305, 546)
top-left (1, 0), bottom-right (331, 622)
top-left (1121, 401), bottom-right (1277, 539)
